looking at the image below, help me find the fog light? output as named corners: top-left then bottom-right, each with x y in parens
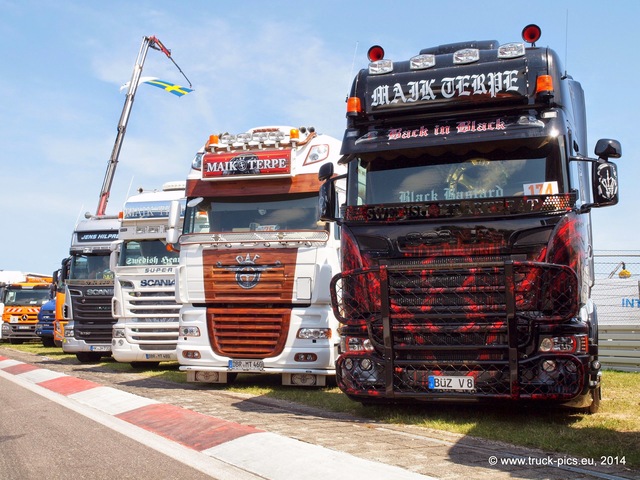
top-left (592, 360), bottom-right (601, 370)
top-left (360, 358), bottom-right (373, 371)
top-left (344, 358), bottom-right (354, 370)
top-left (542, 360), bottom-right (556, 372)
top-left (182, 350), bottom-right (201, 359)
top-left (294, 353), bottom-right (317, 362)
top-left (118, 339), bottom-right (124, 346)
top-left (291, 373), bottom-right (317, 386)
top-left (194, 371), bottom-right (219, 382)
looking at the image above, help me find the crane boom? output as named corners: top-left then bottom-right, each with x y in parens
top-left (96, 35), bottom-right (187, 216)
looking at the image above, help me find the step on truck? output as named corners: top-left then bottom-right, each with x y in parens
top-left (318, 25), bottom-right (621, 411)
top-left (1, 272), bottom-right (53, 344)
top-left (62, 215), bottom-right (120, 362)
top-left (167, 126), bottom-right (345, 386)
top-left (110, 181), bottom-right (185, 367)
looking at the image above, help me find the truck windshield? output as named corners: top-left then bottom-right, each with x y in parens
top-left (3, 288), bottom-right (50, 306)
top-left (119, 240), bottom-right (179, 266)
top-left (348, 140), bottom-right (565, 206)
top-left (69, 254), bottom-right (113, 280)
top-left (183, 192), bottom-right (324, 234)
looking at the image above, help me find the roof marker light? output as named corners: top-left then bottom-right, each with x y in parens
top-left (453, 48), bottom-right (479, 64)
top-left (522, 24), bottom-right (542, 46)
top-left (498, 42), bottom-right (526, 59)
top-left (410, 53), bottom-right (436, 70)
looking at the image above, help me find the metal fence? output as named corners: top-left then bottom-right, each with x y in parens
top-left (593, 251), bottom-right (640, 371)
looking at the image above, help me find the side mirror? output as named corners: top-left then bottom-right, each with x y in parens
top-left (592, 138), bottom-right (621, 208)
top-left (318, 162), bottom-right (337, 222)
top-left (109, 241), bottom-right (121, 271)
top-left (319, 180), bottom-right (337, 222)
top-left (166, 200), bottom-right (182, 245)
top-left (592, 161), bottom-right (619, 207)
top-left (318, 162), bottom-right (334, 182)
top-left (594, 139), bottom-right (622, 160)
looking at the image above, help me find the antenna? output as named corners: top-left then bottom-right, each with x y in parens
top-left (564, 9), bottom-right (569, 76)
top-left (348, 41), bottom-right (360, 98)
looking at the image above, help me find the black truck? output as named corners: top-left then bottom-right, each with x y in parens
top-left (319, 25), bottom-right (621, 412)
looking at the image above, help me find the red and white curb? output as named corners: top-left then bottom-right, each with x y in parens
top-left (0, 356), bottom-right (435, 480)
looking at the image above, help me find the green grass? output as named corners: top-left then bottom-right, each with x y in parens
top-left (4, 342), bottom-right (639, 469)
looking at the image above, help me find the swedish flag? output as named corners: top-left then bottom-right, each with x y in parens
top-left (143, 78), bottom-right (193, 96)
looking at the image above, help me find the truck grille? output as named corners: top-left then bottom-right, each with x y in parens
top-left (69, 292), bottom-right (115, 343)
top-left (207, 308), bottom-right (291, 358)
top-left (332, 260), bottom-right (582, 399)
top-left (126, 290), bottom-right (180, 316)
top-left (202, 249), bottom-right (297, 303)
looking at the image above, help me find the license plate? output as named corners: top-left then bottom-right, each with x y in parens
top-left (145, 353), bottom-right (172, 360)
top-left (428, 375), bottom-right (475, 391)
top-left (228, 359), bottom-right (264, 371)
top-left (90, 345), bottom-right (111, 352)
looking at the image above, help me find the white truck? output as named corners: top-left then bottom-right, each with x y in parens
top-left (111, 182), bottom-right (185, 367)
top-left (167, 126), bottom-right (345, 386)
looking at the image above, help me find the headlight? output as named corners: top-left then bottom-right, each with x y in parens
top-left (340, 335), bottom-right (374, 352)
top-left (112, 328), bottom-right (126, 338)
top-left (297, 328), bottom-right (331, 340)
top-left (180, 326), bottom-right (200, 337)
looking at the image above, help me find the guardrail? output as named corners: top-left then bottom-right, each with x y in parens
top-left (599, 325), bottom-right (640, 372)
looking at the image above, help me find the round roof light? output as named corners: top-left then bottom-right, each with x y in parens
top-left (367, 45), bottom-right (385, 62)
top-left (522, 24), bottom-right (542, 45)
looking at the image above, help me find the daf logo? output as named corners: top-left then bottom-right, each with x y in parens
top-left (224, 253), bottom-right (274, 290)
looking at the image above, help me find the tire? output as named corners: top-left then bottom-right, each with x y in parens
top-left (9, 339), bottom-right (25, 345)
top-left (42, 338), bottom-right (56, 348)
top-left (587, 386), bottom-right (601, 414)
top-left (54, 340), bottom-right (62, 348)
top-left (76, 352), bottom-right (102, 363)
top-left (130, 361), bottom-right (160, 369)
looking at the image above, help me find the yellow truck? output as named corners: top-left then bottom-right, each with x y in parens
top-left (1, 271), bottom-right (53, 344)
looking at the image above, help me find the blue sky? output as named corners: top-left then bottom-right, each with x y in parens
top-left (1, 0), bottom-right (638, 275)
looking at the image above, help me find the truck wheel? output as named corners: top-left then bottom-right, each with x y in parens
top-left (76, 352), bottom-right (102, 363)
top-left (130, 362), bottom-right (160, 369)
top-left (587, 386), bottom-right (601, 414)
top-left (42, 338), bottom-right (56, 348)
top-left (54, 340), bottom-right (62, 348)
top-left (9, 339), bottom-right (25, 345)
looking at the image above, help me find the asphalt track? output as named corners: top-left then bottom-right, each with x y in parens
top-left (0, 348), bottom-right (637, 480)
